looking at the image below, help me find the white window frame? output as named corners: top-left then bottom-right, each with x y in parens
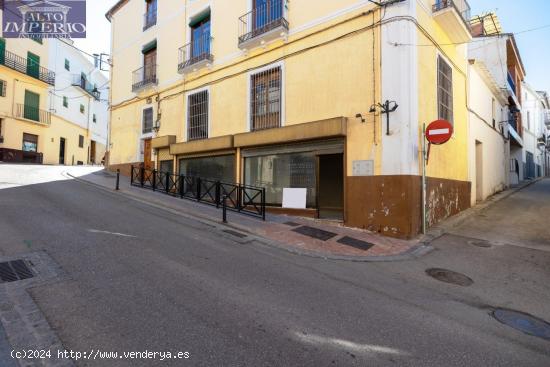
top-left (246, 60), bottom-right (285, 132)
top-left (436, 52), bottom-right (454, 124)
top-left (184, 86), bottom-right (211, 142)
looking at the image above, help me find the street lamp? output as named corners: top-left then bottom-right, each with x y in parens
top-left (370, 100), bottom-right (399, 135)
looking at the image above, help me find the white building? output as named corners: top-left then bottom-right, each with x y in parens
top-left (47, 39), bottom-right (109, 164)
top-left (467, 59), bottom-right (509, 205)
top-left (522, 84), bottom-right (549, 178)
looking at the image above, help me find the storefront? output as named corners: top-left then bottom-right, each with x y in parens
top-left (242, 139), bottom-right (344, 219)
top-left (178, 154), bottom-right (235, 183)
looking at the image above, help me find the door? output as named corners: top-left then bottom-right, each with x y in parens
top-left (253, 0), bottom-right (282, 30)
top-left (24, 90), bottom-right (40, 122)
top-left (475, 141), bottom-right (483, 202)
top-left (191, 16), bottom-right (210, 59)
top-left (0, 38), bottom-right (5, 65)
top-left (59, 138), bottom-right (66, 165)
top-left (27, 52), bottom-right (40, 79)
top-left (143, 138), bottom-right (152, 170)
top-left (90, 140), bottom-right (96, 164)
top-left (143, 48), bottom-right (156, 83)
top-left (317, 154), bottom-right (344, 220)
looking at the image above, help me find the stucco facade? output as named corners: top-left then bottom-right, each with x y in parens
top-left (107, 0), bottom-right (475, 238)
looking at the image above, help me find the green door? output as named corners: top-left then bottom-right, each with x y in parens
top-left (24, 90), bottom-right (40, 122)
top-left (0, 38), bottom-right (5, 65)
top-left (27, 52), bottom-right (40, 79)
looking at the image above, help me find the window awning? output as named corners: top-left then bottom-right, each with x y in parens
top-left (142, 40), bottom-right (157, 54)
top-left (189, 8), bottom-right (210, 27)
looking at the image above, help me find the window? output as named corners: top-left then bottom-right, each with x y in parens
top-left (26, 52), bottom-right (40, 79)
top-left (22, 133), bottom-right (38, 152)
top-left (527, 111), bottom-right (531, 131)
top-left (491, 98), bottom-right (496, 128)
top-left (251, 66), bottom-right (281, 131)
top-left (0, 80), bottom-right (6, 97)
top-left (63, 96), bottom-right (68, 108)
top-left (64, 59), bottom-right (70, 71)
top-left (187, 90), bottom-right (208, 141)
top-left (79, 135), bottom-right (84, 148)
top-left (93, 114), bottom-right (97, 123)
top-left (144, 0), bottom-right (158, 30)
top-left (190, 12), bottom-right (211, 59)
top-left (23, 90), bottom-right (40, 121)
top-left (179, 155), bottom-right (235, 182)
top-left (142, 107), bottom-right (153, 134)
top-left (80, 104), bottom-right (85, 114)
top-left (437, 56), bottom-right (453, 123)
top-left (142, 41), bottom-right (157, 84)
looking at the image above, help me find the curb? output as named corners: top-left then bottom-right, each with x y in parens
top-left (420, 177), bottom-right (545, 244)
top-left (66, 171), bottom-right (433, 263)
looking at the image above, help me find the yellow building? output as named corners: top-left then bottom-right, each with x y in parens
top-left (0, 9), bottom-right (109, 166)
top-left (107, 0), bottom-right (473, 238)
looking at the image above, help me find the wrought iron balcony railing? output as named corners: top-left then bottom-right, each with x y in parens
top-left (71, 74), bottom-right (100, 100)
top-left (0, 49), bottom-right (55, 85)
top-left (432, 0), bottom-right (471, 28)
top-left (238, 0), bottom-right (288, 46)
top-left (178, 34), bottom-right (213, 73)
top-left (143, 10), bottom-right (157, 31)
top-left (15, 104), bottom-right (51, 125)
top-left (132, 63), bottom-right (158, 92)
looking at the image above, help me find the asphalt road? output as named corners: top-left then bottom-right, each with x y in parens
top-left (0, 165), bottom-right (549, 366)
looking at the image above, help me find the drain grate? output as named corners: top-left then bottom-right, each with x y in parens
top-left (492, 309), bottom-right (550, 341)
top-left (292, 226), bottom-right (338, 241)
top-left (283, 221), bottom-right (302, 227)
top-left (337, 236), bottom-right (374, 251)
top-left (0, 260), bottom-right (34, 283)
top-left (223, 229), bottom-right (248, 239)
top-left (425, 268), bottom-right (473, 287)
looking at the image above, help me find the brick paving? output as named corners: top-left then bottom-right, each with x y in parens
top-left (70, 168), bottom-right (426, 261)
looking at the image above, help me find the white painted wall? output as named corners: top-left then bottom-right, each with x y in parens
top-left (380, 0), bottom-right (419, 175)
top-left (522, 82), bottom-right (547, 177)
top-left (47, 39), bottom-right (110, 147)
top-left (467, 63), bottom-right (508, 205)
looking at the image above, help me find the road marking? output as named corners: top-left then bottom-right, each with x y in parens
top-left (88, 229), bottom-right (137, 238)
top-left (428, 128), bottom-right (450, 135)
top-left (294, 331), bottom-right (409, 356)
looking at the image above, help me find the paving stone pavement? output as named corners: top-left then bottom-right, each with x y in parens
top-left (70, 168), bottom-right (430, 262)
top-left (0, 251), bottom-right (74, 367)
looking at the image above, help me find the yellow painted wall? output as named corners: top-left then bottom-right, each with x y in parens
top-left (109, 0), bottom-right (381, 171)
top-left (416, 2), bottom-right (469, 182)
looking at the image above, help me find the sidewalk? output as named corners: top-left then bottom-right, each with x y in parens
top-left (66, 169), bottom-right (430, 262)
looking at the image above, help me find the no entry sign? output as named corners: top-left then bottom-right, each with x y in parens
top-left (425, 120), bottom-right (453, 145)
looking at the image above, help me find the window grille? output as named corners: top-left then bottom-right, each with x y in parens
top-left (437, 56), bottom-right (453, 123)
top-left (187, 90), bottom-right (209, 141)
top-left (251, 66), bottom-right (281, 131)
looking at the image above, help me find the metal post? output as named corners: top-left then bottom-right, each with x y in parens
top-left (261, 187), bottom-right (266, 221)
top-left (385, 101), bottom-right (391, 136)
top-left (422, 123), bottom-right (427, 235)
top-left (152, 169), bottom-right (157, 191)
top-left (179, 175), bottom-right (184, 198)
top-left (116, 169), bottom-right (120, 191)
top-left (222, 195), bottom-right (227, 223)
top-left (140, 166), bottom-right (144, 187)
top-left (216, 181), bottom-right (221, 208)
top-left (165, 172), bottom-right (170, 194)
top-left (196, 178), bottom-right (202, 201)
top-left (130, 166), bottom-right (134, 185)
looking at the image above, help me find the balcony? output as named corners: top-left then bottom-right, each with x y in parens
top-left (0, 49), bottom-right (55, 85)
top-left (143, 10), bottom-right (157, 31)
top-left (15, 104), bottom-right (51, 125)
top-left (432, 0), bottom-right (472, 43)
top-left (132, 64), bottom-right (158, 92)
top-left (238, 0), bottom-right (288, 50)
top-left (178, 35), bottom-right (213, 74)
top-left (71, 74), bottom-right (100, 100)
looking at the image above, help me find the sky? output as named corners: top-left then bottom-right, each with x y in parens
top-left (75, 0), bottom-right (550, 93)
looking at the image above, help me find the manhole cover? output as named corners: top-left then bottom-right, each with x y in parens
top-left (425, 268), bottom-right (473, 286)
top-left (468, 240), bottom-right (492, 248)
top-left (492, 309), bottom-right (550, 341)
top-left (0, 260), bottom-right (34, 283)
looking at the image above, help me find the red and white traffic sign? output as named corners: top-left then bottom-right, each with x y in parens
top-left (425, 119), bottom-right (453, 145)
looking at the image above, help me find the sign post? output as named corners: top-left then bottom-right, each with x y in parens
top-left (422, 119), bottom-right (454, 234)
